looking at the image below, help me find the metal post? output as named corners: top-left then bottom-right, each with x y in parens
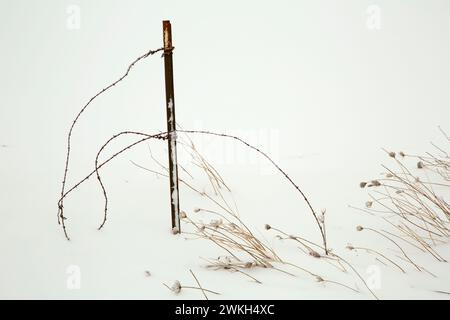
top-left (162, 20), bottom-right (181, 233)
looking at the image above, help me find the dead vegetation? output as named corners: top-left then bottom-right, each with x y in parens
top-left (352, 127), bottom-right (449, 274)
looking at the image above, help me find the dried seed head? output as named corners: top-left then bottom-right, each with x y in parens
top-left (180, 211), bottom-right (187, 219)
top-left (193, 207), bottom-right (201, 213)
top-left (417, 161), bottom-right (424, 169)
top-left (346, 245), bottom-right (355, 250)
top-left (171, 227), bottom-right (180, 235)
top-left (388, 151), bottom-right (396, 158)
top-left (315, 276), bottom-right (324, 282)
top-left (359, 182), bottom-right (367, 188)
top-left (309, 251), bottom-right (321, 258)
top-left (171, 280), bottom-right (182, 294)
top-left (365, 201), bottom-right (373, 208)
top-left (356, 225), bottom-right (364, 231)
top-left (218, 256), bottom-right (232, 265)
top-left (210, 219), bottom-right (223, 228)
top-left (399, 151), bottom-right (405, 157)
top-left (264, 224), bottom-right (271, 230)
top-left (371, 180), bottom-right (381, 187)
top-left (244, 262), bottom-right (255, 268)
top-left (144, 270), bottom-right (151, 277)
top-left (319, 210), bottom-right (325, 223)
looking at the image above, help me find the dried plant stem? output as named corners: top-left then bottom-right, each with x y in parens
top-left (321, 280), bottom-right (359, 294)
top-left (349, 246), bottom-right (406, 273)
top-left (181, 286), bottom-right (220, 295)
top-left (266, 226), bottom-right (378, 299)
top-left (189, 269), bottom-right (209, 300)
top-left (363, 227), bottom-right (421, 271)
top-left (328, 252), bottom-right (379, 300)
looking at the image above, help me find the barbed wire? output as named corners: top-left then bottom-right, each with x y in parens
top-left (57, 47), bottom-right (164, 240)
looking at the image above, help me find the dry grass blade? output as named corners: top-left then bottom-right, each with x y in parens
top-left (189, 269), bottom-right (209, 300)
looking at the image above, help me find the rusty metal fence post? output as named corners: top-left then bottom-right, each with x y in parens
top-left (162, 20), bottom-right (181, 233)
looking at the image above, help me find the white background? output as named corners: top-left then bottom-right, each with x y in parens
top-left (0, 0), bottom-right (449, 299)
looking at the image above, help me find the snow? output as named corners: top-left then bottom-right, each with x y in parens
top-left (0, 1), bottom-right (449, 300)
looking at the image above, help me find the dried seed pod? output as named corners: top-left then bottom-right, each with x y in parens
top-left (417, 161), bottom-right (424, 169)
top-left (388, 151), bottom-right (396, 158)
top-left (360, 182), bottom-right (367, 188)
top-left (171, 280), bottom-right (182, 294)
top-left (399, 151), bottom-right (405, 157)
top-left (229, 222), bottom-right (237, 229)
top-left (346, 245), bottom-right (355, 250)
top-left (316, 276), bottom-right (324, 282)
top-left (193, 207), bottom-right (201, 213)
top-left (180, 211), bottom-right (187, 219)
top-left (210, 219), bottom-right (223, 228)
top-left (356, 225), bottom-right (364, 231)
top-left (386, 173), bottom-right (393, 178)
top-left (171, 227), bottom-right (180, 235)
top-left (264, 224), bottom-right (271, 230)
top-left (309, 251), bottom-right (321, 258)
top-left (365, 201), bottom-right (373, 208)
top-left (371, 180), bottom-right (381, 187)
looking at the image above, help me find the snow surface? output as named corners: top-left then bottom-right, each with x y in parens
top-left (0, 0), bottom-right (449, 299)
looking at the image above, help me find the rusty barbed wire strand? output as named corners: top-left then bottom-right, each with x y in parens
top-left (94, 131), bottom-right (167, 230)
top-left (57, 47), bottom-right (164, 240)
top-left (57, 132), bottom-right (167, 236)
